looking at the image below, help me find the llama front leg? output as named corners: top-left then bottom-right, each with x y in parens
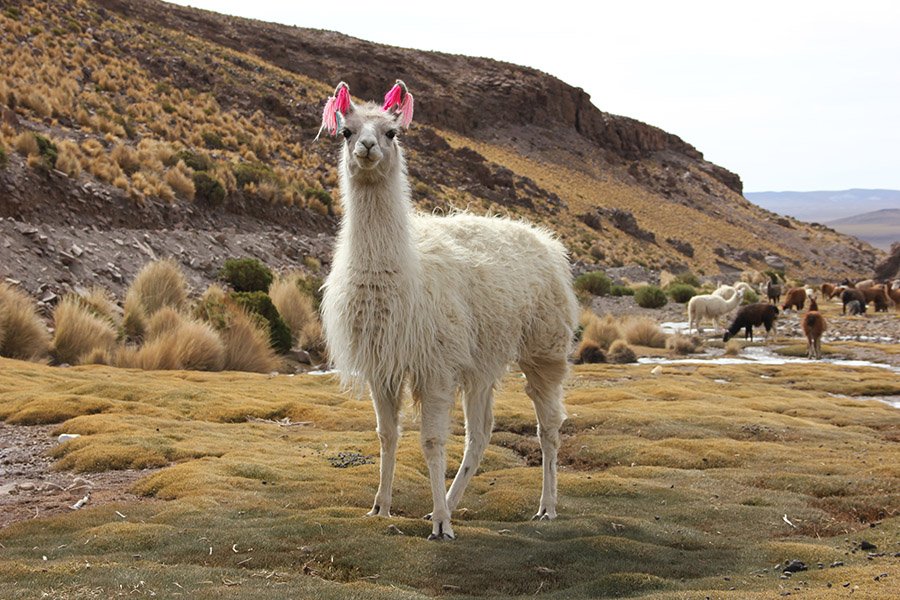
top-left (445, 383), bottom-right (494, 512)
top-left (419, 392), bottom-right (455, 540)
top-left (367, 384), bottom-right (401, 517)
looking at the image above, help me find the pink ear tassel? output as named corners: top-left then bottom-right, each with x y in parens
top-left (382, 82), bottom-right (403, 112)
top-left (399, 92), bottom-right (414, 128)
top-left (315, 82), bottom-right (351, 141)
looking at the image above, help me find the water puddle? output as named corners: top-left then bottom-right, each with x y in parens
top-left (829, 393), bottom-right (900, 410)
top-left (637, 345), bottom-right (900, 373)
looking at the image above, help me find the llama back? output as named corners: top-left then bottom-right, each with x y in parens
top-left (413, 213), bottom-right (578, 369)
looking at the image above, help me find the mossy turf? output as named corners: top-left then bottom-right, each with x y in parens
top-left (1, 357), bottom-right (898, 599)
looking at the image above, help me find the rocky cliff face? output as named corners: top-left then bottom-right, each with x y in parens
top-left (95, 0), bottom-right (741, 194)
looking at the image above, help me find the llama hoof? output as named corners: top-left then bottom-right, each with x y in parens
top-left (427, 520), bottom-right (455, 541)
top-left (532, 508), bottom-right (557, 521)
top-left (423, 512), bottom-right (432, 521)
top-left (366, 506), bottom-right (391, 517)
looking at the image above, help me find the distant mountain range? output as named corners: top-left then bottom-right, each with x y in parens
top-left (824, 209), bottom-right (900, 250)
top-left (745, 189), bottom-right (900, 223)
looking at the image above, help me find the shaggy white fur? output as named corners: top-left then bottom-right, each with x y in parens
top-left (687, 289), bottom-right (744, 334)
top-left (321, 99), bottom-right (578, 541)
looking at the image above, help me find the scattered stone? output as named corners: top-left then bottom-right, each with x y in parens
top-left (783, 560), bottom-right (807, 573)
top-left (859, 540), bottom-right (877, 551)
top-left (16, 482), bottom-right (35, 491)
top-left (57, 434), bottom-right (81, 443)
top-left (386, 524), bottom-right (404, 535)
top-left (327, 451), bottom-right (374, 468)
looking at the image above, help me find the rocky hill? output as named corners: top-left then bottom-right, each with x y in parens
top-left (825, 209), bottom-right (900, 250)
top-left (0, 0), bottom-right (883, 305)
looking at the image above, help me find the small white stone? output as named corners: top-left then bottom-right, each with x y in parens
top-left (57, 433), bottom-right (81, 443)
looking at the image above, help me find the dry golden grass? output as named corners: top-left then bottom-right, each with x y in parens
top-left (269, 273), bottom-right (321, 349)
top-left (607, 339), bottom-right (637, 363)
top-left (665, 332), bottom-right (703, 355)
top-left (724, 338), bottom-right (743, 356)
top-left (123, 259), bottom-right (189, 339)
top-left (581, 312), bottom-right (622, 350)
top-left (220, 308), bottom-right (282, 373)
top-left (164, 162), bottom-right (195, 200)
top-left (13, 131), bottom-right (38, 156)
top-left (50, 295), bottom-right (118, 365)
top-left (0, 356), bottom-right (897, 598)
top-left (622, 316), bottom-right (667, 348)
top-left (0, 283), bottom-right (50, 361)
top-left (118, 308), bottom-right (225, 371)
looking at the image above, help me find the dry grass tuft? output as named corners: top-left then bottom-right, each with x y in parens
top-left (574, 339), bottom-right (606, 364)
top-left (0, 283), bottom-right (50, 361)
top-left (723, 339), bottom-right (743, 356)
top-left (118, 308), bottom-right (225, 371)
top-left (269, 272), bottom-right (323, 351)
top-left (622, 316), bottom-right (667, 348)
top-left (164, 162), bottom-right (195, 200)
top-left (665, 333), bottom-right (703, 355)
top-left (607, 339), bottom-right (637, 363)
top-left (51, 295), bottom-right (118, 365)
top-left (123, 259), bottom-right (188, 339)
top-left (13, 132), bottom-right (39, 156)
top-left (580, 312), bottom-right (622, 350)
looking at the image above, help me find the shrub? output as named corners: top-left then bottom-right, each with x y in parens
top-left (607, 340), bottom-right (637, 363)
top-left (667, 283), bottom-right (697, 303)
top-left (634, 285), bottom-right (667, 309)
top-left (220, 308), bottom-right (283, 373)
top-left (121, 307), bottom-right (225, 371)
top-left (232, 162), bottom-right (275, 188)
top-left (574, 271), bottom-right (612, 296)
top-left (51, 295), bottom-right (117, 365)
top-left (742, 289), bottom-right (760, 305)
top-left (192, 172), bottom-right (226, 206)
top-left (673, 271), bottom-right (701, 287)
top-left (610, 284), bottom-right (634, 297)
top-left (230, 291), bottom-right (292, 354)
top-left (111, 144), bottom-right (139, 174)
top-left (220, 258), bottom-right (274, 293)
top-left (0, 145), bottom-right (7, 169)
top-left (201, 130), bottom-right (224, 150)
top-left (573, 340), bottom-right (605, 364)
top-left (0, 283), bottom-right (50, 361)
top-left (581, 312), bottom-right (621, 350)
top-left (167, 149), bottom-right (213, 172)
top-left (269, 273), bottom-right (322, 350)
top-left (33, 134), bottom-right (58, 169)
top-left (14, 132), bottom-right (39, 157)
top-left (123, 259), bottom-right (189, 340)
top-left (622, 317), bottom-right (667, 348)
top-left (666, 333), bottom-right (703, 355)
top-left (165, 164), bottom-right (195, 200)
top-left (304, 187), bottom-right (333, 212)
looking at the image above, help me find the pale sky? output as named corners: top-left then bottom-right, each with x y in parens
top-left (166, 0), bottom-right (900, 193)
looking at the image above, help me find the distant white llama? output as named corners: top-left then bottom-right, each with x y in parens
top-left (318, 81), bottom-right (578, 540)
top-left (688, 289), bottom-right (744, 334)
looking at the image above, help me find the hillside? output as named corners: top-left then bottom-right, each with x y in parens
top-left (824, 209), bottom-right (900, 251)
top-left (745, 189), bottom-right (900, 223)
top-left (0, 0), bottom-right (883, 304)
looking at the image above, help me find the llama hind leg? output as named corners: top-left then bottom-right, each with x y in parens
top-left (367, 384), bottom-right (401, 517)
top-left (522, 358), bottom-right (567, 521)
top-left (445, 381), bottom-right (494, 513)
top-left (419, 388), bottom-right (455, 540)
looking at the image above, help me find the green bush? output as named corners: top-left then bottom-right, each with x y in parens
top-left (0, 145), bottom-right (7, 169)
top-left (610, 284), bottom-right (634, 297)
top-left (201, 130), bottom-right (225, 150)
top-left (296, 274), bottom-right (324, 312)
top-left (666, 283), bottom-right (697, 303)
top-left (634, 285), bottom-right (668, 309)
top-left (34, 134), bottom-right (58, 169)
top-left (304, 187), bottom-right (333, 213)
top-left (192, 172), bottom-right (225, 206)
top-left (574, 272), bottom-right (612, 296)
top-left (230, 291), bottom-right (292, 354)
top-left (168, 149), bottom-right (213, 172)
top-left (672, 271), bottom-right (701, 287)
top-left (219, 258), bottom-right (274, 293)
top-left (233, 162), bottom-right (276, 189)
top-left (742, 289), bottom-right (760, 304)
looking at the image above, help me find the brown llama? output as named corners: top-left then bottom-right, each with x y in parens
top-left (802, 297), bottom-right (827, 359)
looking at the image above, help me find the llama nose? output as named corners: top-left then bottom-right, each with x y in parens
top-left (360, 139), bottom-right (375, 151)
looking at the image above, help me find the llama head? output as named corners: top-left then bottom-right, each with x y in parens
top-left (318, 80), bottom-right (415, 182)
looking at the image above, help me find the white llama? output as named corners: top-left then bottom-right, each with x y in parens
top-left (319, 81), bottom-right (578, 540)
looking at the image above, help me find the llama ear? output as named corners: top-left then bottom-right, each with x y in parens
top-left (382, 79), bottom-right (414, 128)
top-left (316, 81), bottom-right (351, 140)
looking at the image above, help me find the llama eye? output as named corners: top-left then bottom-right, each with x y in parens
top-left (342, 129), bottom-right (353, 139)
top-left (385, 129), bottom-right (397, 140)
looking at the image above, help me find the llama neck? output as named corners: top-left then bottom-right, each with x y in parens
top-left (338, 167), bottom-right (418, 275)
